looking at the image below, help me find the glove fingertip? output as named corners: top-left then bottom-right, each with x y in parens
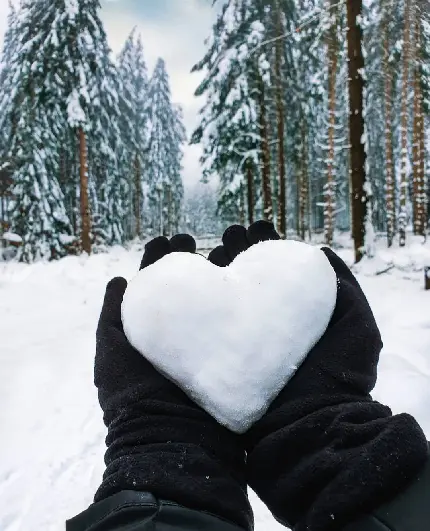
top-left (246, 220), bottom-right (281, 244)
top-left (208, 245), bottom-right (231, 267)
top-left (140, 236), bottom-right (171, 270)
top-left (106, 276), bottom-right (128, 294)
top-left (170, 234), bottom-right (197, 253)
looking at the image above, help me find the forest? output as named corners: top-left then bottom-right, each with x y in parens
top-left (0, 0), bottom-right (185, 261)
top-left (191, 0), bottom-right (430, 262)
top-left (0, 0), bottom-right (429, 263)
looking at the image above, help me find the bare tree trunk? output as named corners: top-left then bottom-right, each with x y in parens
top-left (399, 0), bottom-right (412, 246)
top-left (418, 94), bottom-right (426, 235)
top-left (239, 186), bottom-right (245, 226)
top-left (347, 0), bottom-right (367, 263)
top-left (259, 75), bottom-right (273, 222)
top-left (275, 0), bottom-right (286, 238)
top-left (79, 128), bottom-right (91, 254)
top-left (325, 5), bottom-right (338, 247)
top-left (412, 55), bottom-right (420, 234)
top-left (167, 185), bottom-right (172, 237)
top-left (383, 3), bottom-right (396, 247)
top-left (134, 154), bottom-right (141, 238)
top-left (246, 160), bottom-right (254, 225)
top-left (412, 16), bottom-right (425, 236)
top-left (298, 118), bottom-right (309, 241)
top-left (159, 188), bottom-right (164, 236)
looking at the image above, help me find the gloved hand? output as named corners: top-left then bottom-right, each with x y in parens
top-left (208, 221), bottom-right (428, 531)
top-left (94, 235), bottom-right (253, 530)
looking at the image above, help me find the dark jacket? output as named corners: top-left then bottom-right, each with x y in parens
top-left (67, 453), bottom-right (430, 531)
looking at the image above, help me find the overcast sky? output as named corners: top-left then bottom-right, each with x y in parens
top-left (0, 0), bottom-right (219, 188)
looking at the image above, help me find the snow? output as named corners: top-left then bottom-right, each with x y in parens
top-left (0, 241), bottom-right (430, 530)
top-left (67, 89), bottom-right (86, 127)
top-left (1, 231), bottom-right (22, 243)
top-left (122, 241), bottom-right (336, 433)
top-left (59, 234), bottom-right (76, 245)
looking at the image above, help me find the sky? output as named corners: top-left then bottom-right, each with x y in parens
top-left (0, 0), bottom-right (219, 189)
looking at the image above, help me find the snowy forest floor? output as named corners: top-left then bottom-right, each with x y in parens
top-left (1, 238), bottom-right (430, 531)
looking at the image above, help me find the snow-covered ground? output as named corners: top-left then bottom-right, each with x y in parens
top-left (1, 240), bottom-right (430, 531)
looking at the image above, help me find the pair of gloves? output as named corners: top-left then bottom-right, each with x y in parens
top-left (95, 221), bottom-right (428, 531)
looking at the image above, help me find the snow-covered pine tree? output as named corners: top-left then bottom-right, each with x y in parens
top-left (377, 0), bottom-right (399, 246)
top-left (1, 0), bottom-right (127, 258)
top-left (191, 0), bottom-right (266, 225)
top-left (0, 0), bottom-right (74, 261)
top-left (0, 1), bottom-right (18, 166)
top-left (421, 8), bottom-right (430, 230)
top-left (117, 29), bottom-right (149, 239)
top-left (362, 0), bottom-right (386, 236)
top-left (411, 0), bottom-right (429, 236)
top-left (258, 0), bottom-right (297, 236)
top-left (323, 0), bottom-right (341, 247)
top-left (303, 0), bottom-right (348, 239)
top-left (55, 0), bottom-right (126, 249)
top-left (398, 0), bottom-right (413, 247)
top-left (293, 0), bottom-right (327, 239)
top-left (167, 103), bottom-right (186, 234)
top-left (146, 58), bottom-right (185, 236)
top-left (0, 1), bottom-right (19, 236)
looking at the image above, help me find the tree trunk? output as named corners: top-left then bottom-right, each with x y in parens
top-left (298, 117), bottom-right (309, 241)
top-left (412, 17), bottom-right (425, 236)
top-left (418, 91), bottom-right (426, 236)
top-left (167, 185), bottom-right (172, 237)
top-left (275, 0), bottom-right (286, 238)
top-left (399, 0), bottom-right (412, 246)
top-left (347, 0), bottom-right (367, 263)
top-left (246, 160), bottom-right (254, 225)
top-left (79, 128), bottom-right (91, 254)
top-left (134, 154), bottom-right (141, 238)
top-left (325, 6), bottom-right (338, 247)
top-left (239, 186), bottom-right (245, 226)
top-left (412, 54), bottom-right (420, 234)
top-left (159, 188), bottom-right (164, 236)
top-left (383, 5), bottom-right (396, 247)
top-left (258, 75), bottom-right (273, 222)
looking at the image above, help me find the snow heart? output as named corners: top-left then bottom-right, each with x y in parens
top-left (121, 240), bottom-right (337, 433)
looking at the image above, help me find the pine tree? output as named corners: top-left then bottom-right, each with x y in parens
top-left (324, 0), bottom-right (340, 247)
top-left (117, 29), bottom-right (149, 239)
top-left (411, 1), bottom-right (429, 236)
top-left (380, 0), bottom-right (397, 246)
top-left (35, 0), bottom-right (125, 252)
top-left (146, 59), bottom-right (185, 236)
top-left (0, 1), bottom-right (19, 236)
top-left (191, 0), bottom-right (265, 224)
top-left (294, 0), bottom-right (325, 240)
top-left (194, 0), bottom-right (427, 246)
top-left (270, 0), bottom-right (290, 236)
top-left (398, 0), bottom-right (412, 246)
top-left (421, 10), bottom-right (430, 231)
top-left (0, 0), bottom-right (74, 261)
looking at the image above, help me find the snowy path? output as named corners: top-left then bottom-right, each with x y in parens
top-left (1, 246), bottom-right (430, 531)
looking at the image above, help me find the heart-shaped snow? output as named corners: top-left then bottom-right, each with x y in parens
top-left (121, 240), bottom-right (337, 433)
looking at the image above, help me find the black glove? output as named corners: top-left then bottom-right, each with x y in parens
top-left (208, 221), bottom-right (428, 531)
top-left (94, 235), bottom-right (253, 530)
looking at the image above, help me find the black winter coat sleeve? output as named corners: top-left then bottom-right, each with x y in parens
top-left (343, 447), bottom-right (430, 531)
top-left (66, 491), bottom-right (247, 531)
top-left (66, 450), bottom-right (429, 531)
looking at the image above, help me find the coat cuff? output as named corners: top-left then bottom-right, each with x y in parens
top-left (67, 490), bottom-right (248, 531)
